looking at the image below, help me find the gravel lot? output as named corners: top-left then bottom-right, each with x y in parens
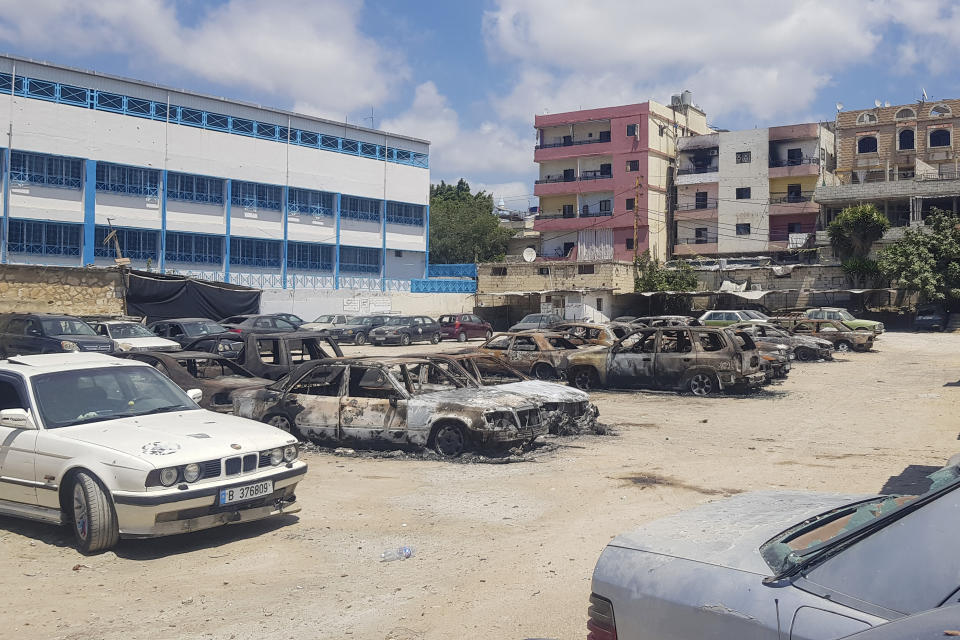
top-left (1, 332), bottom-right (958, 639)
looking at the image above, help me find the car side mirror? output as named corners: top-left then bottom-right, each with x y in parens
top-left (389, 397), bottom-right (398, 409)
top-left (0, 408), bottom-right (36, 429)
top-left (186, 389), bottom-right (203, 403)
top-left (26, 328), bottom-right (41, 337)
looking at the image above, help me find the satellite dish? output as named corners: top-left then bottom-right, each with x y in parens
top-left (522, 247), bottom-right (537, 263)
top-left (884, 101), bottom-right (890, 108)
top-left (874, 99), bottom-right (882, 108)
top-left (836, 102), bottom-right (844, 112)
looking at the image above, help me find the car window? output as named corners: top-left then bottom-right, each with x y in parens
top-left (6, 318), bottom-right (25, 334)
top-left (110, 323), bottom-right (155, 338)
top-left (288, 339), bottom-right (326, 364)
top-left (697, 332), bottom-right (726, 352)
top-left (256, 339), bottom-right (282, 364)
top-left (793, 322), bottom-right (814, 333)
top-left (253, 317), bottom-right (273, 328)
top-left (619, 331), bottom-right (657, 353)
top-left (512, 336), bottom-right (540, 352)
top-left (274, 318), bottom-right (297, 330)
top-left (470, 357), bottom-right (526, 383)
top-left (0, 379), bottom-right (27, 411)
top-left (168, 324), bottom-right (185, 337)
top-left (659, 330), bottom-right (693, 353)
top-left (93, 324), bottom-right (108, 336)
top-left (347, 366), bottom-right (402, 399)
top-left (438, 315), bottom-right (455, 324)
top-left (407, 362), bottom-right (465, 393)
top-left (546, 336), bottom-right (578, 350)
top-left (41, 318), bottom-right (96, 336)
top-left (178, 357), bottom-right (250, 379)
top-left (288, 365), bottom-right (345, 396)
top-left (484, 335), bottom-right (511, 350)
top-left (819, 325), bottom-right (839, 332)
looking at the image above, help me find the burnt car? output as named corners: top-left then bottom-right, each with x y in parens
top-left (913, 303), bottom-right (949, 332)
top-left (752, 339), bottom-right (791, 381)
top-left (476, 331), bottom-right (582, 380)
top-left (325, 315), bottom-right (392, 345)
top-left (546, 322), bottom-right (630, 346)
top-left (219, 331), bottom-right (343, 380)
top-left (438, 313), bottom-right (493, 342)
top-left (232, 357), bottom-right (548, 456)
top-left (369, 315), bottom-right (443, 346)
top-left (116, 350), bottom-right (272, 413)
top-left (219, 314), bottom-right (300, 336)
top-left (631, 315), bottom-right (701, 327)
top-left (589, 463), bottom-right (960, 639)
top-left (147, 318), bottom-right (243, 353)
top-left (771, 317), bottom-right (875, 353)
top-left (565, 326), bottom-right (766, 395)
top-left (730, 320), bottom-right (833, 362)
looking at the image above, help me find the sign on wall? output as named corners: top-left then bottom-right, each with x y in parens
top-left (343, 298), bottom-right (361, 312)
top-left (369, 298), bottom-right (392, 313)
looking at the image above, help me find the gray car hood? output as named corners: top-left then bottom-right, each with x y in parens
top-left (609, 491), bottom-right (871, 574)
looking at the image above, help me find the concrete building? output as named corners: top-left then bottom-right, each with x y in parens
top-left (674, 123), bottom-right (836, 258)
top-left (0, 55), bottom-right (432, 293)
top-left (814, 98), bottom-right (960, 244)
top-left (533, 94), bottom-right (711, 264)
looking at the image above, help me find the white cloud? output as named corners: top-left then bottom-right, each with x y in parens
top-left (0, 0), bottom-right (408, 119)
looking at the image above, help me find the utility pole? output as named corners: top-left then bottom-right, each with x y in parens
top-left (633, 176), bottom-right (643, 261)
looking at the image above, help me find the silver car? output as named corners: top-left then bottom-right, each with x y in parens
top-left (589, 463), bottom-right (960, 639)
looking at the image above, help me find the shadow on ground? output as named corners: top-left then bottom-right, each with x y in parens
top-left (878, 464), bottom-right (941, 495)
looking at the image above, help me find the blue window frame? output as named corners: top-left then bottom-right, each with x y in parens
top-left (231, 181), bottom-right (282, 211)
top-left (287, 242), bottom-right (333, 270)
top-left (165, 232), bottom-right (223, 265)
top-left (7, 220), bottom-right (81, 256)
top-left (94, 226), bottom-right (159, 260)
top-left (9, 151), bottom-right (83, 189)
top-left (385, 201), bottom-right (425, 226)
top-left (339, 246), bottom-right (380, 273)
top-left (287, 188), bottom-right (334, 217)
top-left (167, 173), bottom-right (225, 205)
top-left (341, 196), bottom-right (381, 222)
top-left (95, 163), bottom-right (160, 197)
top-left (229, 237), bottom-right (282, 267)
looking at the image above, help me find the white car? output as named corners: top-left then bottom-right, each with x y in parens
top-left (0, 353), bottom-right (307, 553)
top-left (299, 314), bottom-right (354, 332)
top-left (91, 320), bottom-right (181, 352)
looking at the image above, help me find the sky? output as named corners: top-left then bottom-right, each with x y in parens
top-left (0, 0), bottom-right (958, 211)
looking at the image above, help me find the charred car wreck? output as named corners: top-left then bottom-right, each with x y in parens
top-left (232, 357), bottom-right (548, 456)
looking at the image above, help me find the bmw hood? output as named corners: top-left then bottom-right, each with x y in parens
top-left (495, 380), bottom-right (589, 403)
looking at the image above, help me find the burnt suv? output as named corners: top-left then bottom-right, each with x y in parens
top-left (565, 326), bottom-right (765, 395)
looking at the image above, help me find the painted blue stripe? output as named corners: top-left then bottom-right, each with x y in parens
top-left (224, 179), bottom-right (231, 283)
top-left (159, 170), bottom-right (167, 270)
top-left (82, 159), bottom-right (96, 265)
top-left (334, 193), bottom-right (341, 290)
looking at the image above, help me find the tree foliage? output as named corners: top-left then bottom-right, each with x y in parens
top-left (634, 251), bottom-right (699, 292)
top-left (428, 179), bottom-right (513, 264)
top-left (828, 204), bottom-right (890, 260)
top-left (877, 208), bottom-right (960, 304)
top-left (840, 257), bottom-right (883, 288)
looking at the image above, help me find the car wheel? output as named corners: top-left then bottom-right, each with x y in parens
top-left (795, 347), bottom-right (815, 362)
top-left (688, 372), bottom-right (718, 396)
top-left (533, 363), bottom-right (556, 380)
top-left (572, 367), bottom-right (599, 391)
top-left (484, 330), bottom-right (493, 339)
top-left (457, 331), bottom-right (467, 342)
top-left (71, 472), bottom-right (119, 554)
top-left (433, 422), bottom-right (466, 457)
top-left (354, 332), bottom-right (366, 346)
top-left (400, 333), bottom-right (411, 346)
top-left (431, 332), bottom-right (441, 344)
top-left (835, 340), bottom-right (852, 353)
top-left (268, 414), bottom-right (293, 434)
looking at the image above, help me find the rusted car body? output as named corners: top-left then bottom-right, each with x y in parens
top-left (232, 357), bottom-right (548, 456)
top-left (771, 317), bottom-right (875, 352)
top-left (116, 350), bottom-right (272, 412)
top-left (475, 331), bottom-right (581, 380)
top-left (730, 321), bottom-right (834, 361)
top-left (630, 315), bottom-right (701, 327)
top-left (545, 322), bottom-right (629, 346)
top-left (565, 326), bottom-right (765, 395)
top-left (229, 331), bottom-right (342, 380)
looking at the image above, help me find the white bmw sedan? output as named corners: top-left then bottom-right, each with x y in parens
top-left (0, 353), bottom-right (306, 553)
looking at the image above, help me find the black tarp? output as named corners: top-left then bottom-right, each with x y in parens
top-left (125, 271), bottom-right (261, 322)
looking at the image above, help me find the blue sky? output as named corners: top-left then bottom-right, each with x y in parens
top-left (0, 0), bottom-right (959, 211)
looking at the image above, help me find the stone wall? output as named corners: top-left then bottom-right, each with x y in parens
top-left (692, 264), bottom-right (848, 292)
top-left (477, 260), bottom-right (634, 294)
top-left (0, 264), bottom-right (124, 316)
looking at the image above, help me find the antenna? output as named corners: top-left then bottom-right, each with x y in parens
top-left (363, 106), bottom-right (376, 129)
top-left (835, 102), bottom-right (844, 112)
top-left (874, 99), bottom-right (882, 108)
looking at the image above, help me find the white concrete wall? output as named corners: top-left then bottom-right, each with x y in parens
top-left (9, 184), bottom-right (83, 223)
top-left (260, 288), bottom-right (473, 319)
top-left (541, 231), bottom-right (577, 258)
top-left (385, 250), bottom-right (426, 280)
top-left (717, 128), bottom-right (770, 254)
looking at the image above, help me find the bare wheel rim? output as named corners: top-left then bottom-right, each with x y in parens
top-left (534, 364), bottom-right (554, 380)
top-left (574, 369), bottom-right (593, 390)
top-left (269, 415), bottom-right (291, 433)
top-left (434, 425), bottom-right (464, 456)
top-left (432, 333), bottom-right (441, 344)
top-left (836, 341), bottom-right (851, 352)
top-left (73, 483), bottom-right (89, 542)
top-left (689, 373), bottom-right (713, 396)
top-left (354, 333), bottom-right (366, 345)
top-left (796, 348), bottom-right (813, 362)
top-left (457, 331), bottom-right (467, 342)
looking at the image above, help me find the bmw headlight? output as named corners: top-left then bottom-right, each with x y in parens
top-left (269, 448), bottom-right (283, 466)
top-left (182, 463), bottom-right (201, 483)
top-left (283, 444), bottom-right (298, 462)
top-left (61, 340), bottom-right (79, 352)
top-left (159, 467), bottom-right (179, 487)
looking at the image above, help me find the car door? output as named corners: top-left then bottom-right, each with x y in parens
top-left (3, 318), bottom-right (28, 355)
top-left (693, 329), bottom-right (733, 375)
top-left (606, 329), bottom-right (658, 388)
top-left (340, 364), bottom-right (408, 443)
top-left (0, 374), bottom-right (38, 505)
top-left (282, 364), bottom-right (346, 441)
top-left (252, 338), bottom-right (284, 380)
top-left (655, 329), bottom-right (695, 389)
top-left (507, 335), bottom-right (541, 373)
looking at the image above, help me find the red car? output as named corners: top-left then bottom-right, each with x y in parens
top-left (438, 313), bottom-right (493, 342)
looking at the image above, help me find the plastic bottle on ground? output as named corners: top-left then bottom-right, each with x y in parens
top-left (380, 546), bottom-right (415, 562)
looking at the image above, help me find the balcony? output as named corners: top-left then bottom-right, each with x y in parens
top-left (674, 199), bottom-right (718, 221)
top-left (535, 135), bottom-right (610, 150)
top-left (534, 171), bottom-right (613, 196)
top-left (673, 236), bottom-right (718, 256)
top-left (675, 165), bottom-right (719, 185)
top-left (769, 191), bottom-right (818, 216)
top-left (534, 134), bottom-right (612, 162)
top-left (768, 156), bottom-right (820, 179)
top-left (579, 169), bottom-right (612, 181)
top-left (815, 170), bottom-right (960, 205)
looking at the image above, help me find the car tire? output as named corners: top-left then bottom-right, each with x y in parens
top-left (268, 414), bottom-right (293, 434)
top-left (457, 331), bottom-right (467, 342)
top-left (533, 363), bottom-right (556, 381)
top-left (687, 372), bottom-right (718, 396)
top-left (835, 340), bottom-right (852, 353)
top-left (795, 347), bottom-right (815, 362)
top-left (354, 332), bottom-right (366, 346)
top-left (484, 330), bottom-right (493, 339)
top-left (432, 422), bottom-right (466, 457)
top-left (572, 367), bottom-right (599, 391)
top-left (431, 332), bottom-right (441, 344)
top-left (400, 333), bottom-right (411, 346)
top-left (71, 472), bottom-right (119, 555)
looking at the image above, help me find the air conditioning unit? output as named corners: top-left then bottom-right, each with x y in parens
top-left (708, 149), bottom-right (719, 156)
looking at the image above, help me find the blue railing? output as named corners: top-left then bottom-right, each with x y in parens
top-left (0, 72), bottom-right (428, 169)
top-left (428, 263), bottom-right (477, 278)
top-left (411, 279), bottom-right (477, 293)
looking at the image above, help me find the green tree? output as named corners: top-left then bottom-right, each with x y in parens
top-left (634, 251), bottom-right (699, 292)
top-left (877, 208), bottom-right (960, 303)
top-left (428, 179), bottom-right (513, 263)
top-left (828, 204), bottom-right (890, 260)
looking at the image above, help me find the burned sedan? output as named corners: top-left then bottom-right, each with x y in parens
top-left (475, 331), bottom-right (581, 380)
top-left (232, 357), bottom-right (548, 456)
top-left (546, 322), bottom-right (628, 346)
top-left (589, 463), bottom-right (960, 639)
top-left (771, 317), bottom-right (875, 353)
top-left (565, 326), bottom-right (765, 395)
top-left (731, 320), bottom-right (834, 362)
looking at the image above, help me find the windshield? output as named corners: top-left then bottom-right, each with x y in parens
top-left (438, 315), bottom-right (456, 324)
top-left (520, 314), bottom-right (545, 323)
top-left (178, 357), bottom-right (252, 379)
top-left (33, 366), bottom-right (197, 428)
top-left (838, 310), bottom-right (856, 321)
top-left (313, 315), bottom-right (336, 323)
top-left (41, 318), bottom-right (96, 336)
top-left (183, 321), bottom-right (228, 336)
top-left (353, 317), bottom-right (376, 326)
top-left (108, 323), bottom-right (156, 338)
top-left (385, 317), bottom-right (411, 326)
top-left (761, 463), bottom-right (960, 575)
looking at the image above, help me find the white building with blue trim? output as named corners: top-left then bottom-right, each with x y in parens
top-left (0, 55), bottom-right (437, 294)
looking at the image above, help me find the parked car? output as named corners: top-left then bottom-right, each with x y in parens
top-left (805, 307), bottom-right (884, 334)
top-left (588, 462), bottom-right (960, 639)
top-left (0, 313), bottom-right (115, 357)
top-left (117, 350), bottom-right (273, 413)
top-left (730, 321), bottom-right (834, 361)
top-left (698, 309), bottom-right (769, 326)
top-left (271, 312), bottom-right (306, 328)
top-left (612, 315), bottom-right (637, 323)
top-left (508, 312), bottom-right (563, 332)
top-left (631, 315), bottom-right (701, 327)
top-left (913, 303), bottom-right (949, 332)
top-left (299, 314), bottom-right (354, 332)
top-left (232, 357), bottom-right (548, 456)
top-left (219, 314), bottom-right (300, 336)
top-left (546, 322), bottom-right (628, 346)
top-left (476, 331), bottom-right (582, 380)
top-left (565, 326), bottom-right (765, 394)
top-left (147, 317), bottom-right (242, 353)
top-left (369, 315), bottom-right (443, 346)
top-left (843, 604), bottom-right (960, 640)
top-left (325, 315), bottom-right (392, 345)
top-left (0, 352), bottom-right (305, 553)
top-left (224, 331), bottom-right (343, 380)
top-left (438, 313), bottom-right (493, 342)
top-left (772, 317), bottom-right (875, 352)
top-left (90, 320), bottom-right (181, 352)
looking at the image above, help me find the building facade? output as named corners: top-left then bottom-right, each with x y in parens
top-left (0, 56), bottom-right (431, 292)
top-left (532, 96), bottom-right (710, 264)
top-left (674, 122), bottom-right (836, 257)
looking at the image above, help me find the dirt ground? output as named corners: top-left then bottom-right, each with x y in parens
top-left (1, 332), bottom-right (958, 640)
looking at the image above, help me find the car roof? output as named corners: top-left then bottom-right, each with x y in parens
top-left (152, 317), bottom-right (216, 323)
top-left (0, 353), bottom-right (145, 375)
top-left (123, 350), bottom-right (227, 360)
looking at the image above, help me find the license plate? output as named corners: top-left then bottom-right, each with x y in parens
top-left (219, 480), bottom-right (273, 505)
